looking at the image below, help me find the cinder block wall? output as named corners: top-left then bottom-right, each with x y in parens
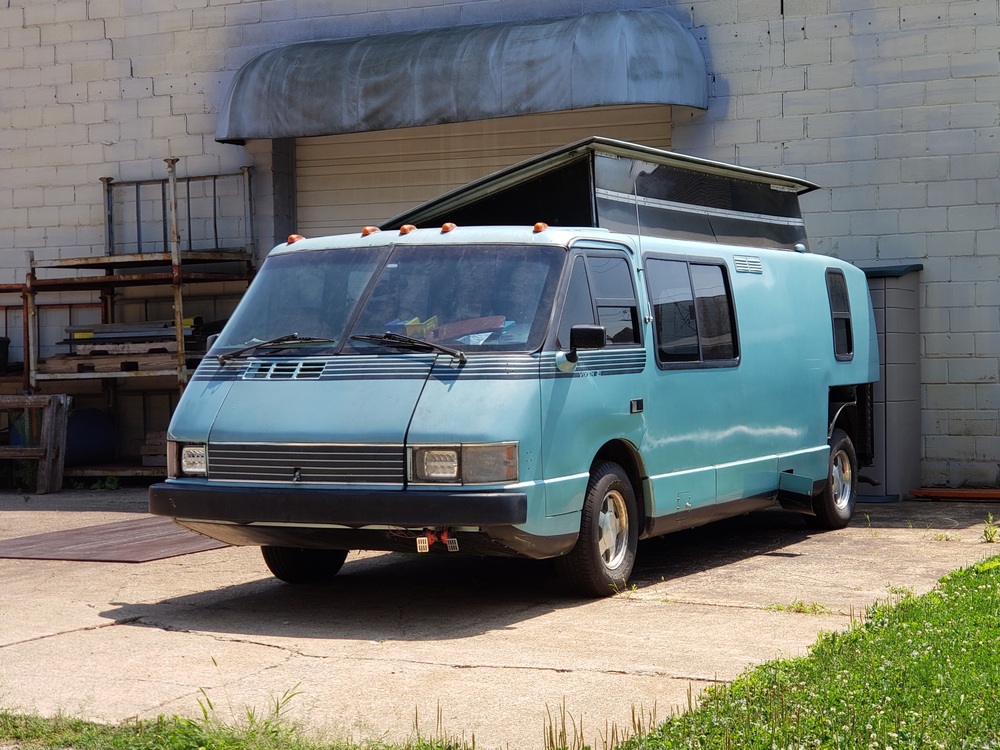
top-left (670, 0), bottom-right (1000, 489)
top-left (2, 0), bottom-right (998, 488)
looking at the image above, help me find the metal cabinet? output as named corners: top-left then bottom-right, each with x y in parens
top-left (862, 264), bottom-right (923, 501)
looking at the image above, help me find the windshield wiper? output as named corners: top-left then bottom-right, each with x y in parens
top-left (350, 331), bottom-right (467, 364)
top-left (216, 333), bottom-right (335, 364)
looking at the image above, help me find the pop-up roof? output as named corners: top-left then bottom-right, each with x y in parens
top-left (381, 137), bottom-right (819, 251)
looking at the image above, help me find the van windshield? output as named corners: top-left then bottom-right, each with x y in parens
top-left (348, 244), bottom-right (565, 354)
top-left (211, 243), bottom-right (566, 359)
top-left (212, 246), bottom-right (390, 356)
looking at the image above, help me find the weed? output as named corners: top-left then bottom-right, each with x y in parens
top-left (981, 513), bottom-right (999, 543)
top-left (607, 579), bottom-right (641, 598)
top-left (885, 584), bottom-right (915, 605)
top-left (412, 702), bottom-right (473, 749)
top-left (863, 513), bottom-right (882, 538)
top-left (929, 530), bottom-right (960, 542)
top-left (615, 582), bottom-right (640, 599)
top-left (765, 599), bottom-right (833, 615)
top-left (89, 475), bottom-right (120, 491)
top-left (543, 700), bottom-right (585, 750)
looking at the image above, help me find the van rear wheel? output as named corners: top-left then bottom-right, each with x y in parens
top-left (810, 428), bottom-right (858, 530)
top-left (261, 546), bottom-right (348, 584)
top-left (555, 461), bottom-right (638, 597)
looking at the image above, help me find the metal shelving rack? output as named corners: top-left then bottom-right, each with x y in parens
top-left (24, 159), bottom-right (256, 392)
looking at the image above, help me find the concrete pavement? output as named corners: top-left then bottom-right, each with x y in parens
top-left (0, 487), bottom-right (997, 749)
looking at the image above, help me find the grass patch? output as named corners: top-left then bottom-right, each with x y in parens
top-left (0, 685), bottom-right (470, 750)
top-left (620, 556), bottom-right (1000, 749)
top-left (0, 710), bottom-right (468, 750)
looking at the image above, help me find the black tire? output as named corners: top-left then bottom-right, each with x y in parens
top-left (810, 428), bottom-right (858, 530)
top-left (555, 461), bottom-right (638, 597)
top-left (261, 546), bottom-right (348, 584)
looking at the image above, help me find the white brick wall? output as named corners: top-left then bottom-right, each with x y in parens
top-left (1, 0), bottom-right (997, 487)
top-left (671, 0), bottom-right (1000, 489)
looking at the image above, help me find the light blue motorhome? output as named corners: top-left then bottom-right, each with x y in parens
top-left (150, 138), bottom-right (879, 597)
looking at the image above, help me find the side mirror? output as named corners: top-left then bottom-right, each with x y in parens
top-left (568, 325), bottom-right (607, 361)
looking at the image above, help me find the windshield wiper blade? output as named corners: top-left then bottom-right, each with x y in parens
top-left (216, 333), bottom-right (335, 364)
top-left (351, 331), bottom-right (467, 364)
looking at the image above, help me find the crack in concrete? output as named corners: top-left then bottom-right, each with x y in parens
top-left (124, 616), bottom-right (732, 685)
top-left (0, 616), bottom-right (142, 650)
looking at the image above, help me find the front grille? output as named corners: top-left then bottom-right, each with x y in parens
top-left (208, 443), bottom-right (406, 484)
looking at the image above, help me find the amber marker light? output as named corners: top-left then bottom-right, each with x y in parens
top-left (441, 222), bottom-right (457, 233)
top-left (286, 234), bottom-right (305, 244)
top-left (533, 222), bottom-right (549, 233)
top-left (399, 224), bottom-right (417, 235)
top-left (361, 226), bottom-right (381, 236)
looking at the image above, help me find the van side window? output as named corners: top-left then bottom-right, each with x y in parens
top-left (826, 269), bottom-right (853, 360)
top-left (646, 258), bottom-right (739, 366)
top-left (646, 259), bottom-right (698, 361)
top-left (558, 254), bottom-right (641, 348)
top-left (557, 256), bottom-right (596, 348)
top-left (691, 264), bottom-right (737, 360)
top-left (589, 255), bottom-right (640, 345)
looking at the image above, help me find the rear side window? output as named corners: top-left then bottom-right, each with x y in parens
top-left (826, 269), bottom-right (853, 361)
top-left (645, 257), bottom-right (739, 367)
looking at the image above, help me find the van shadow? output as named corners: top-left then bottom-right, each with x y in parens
top-left (101, 508), bottom-right (816, 642)
top-left (631, 506), bottom-right (817, 584)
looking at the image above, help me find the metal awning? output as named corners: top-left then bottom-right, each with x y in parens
top-left (216, 10), bottom-right (708, 143)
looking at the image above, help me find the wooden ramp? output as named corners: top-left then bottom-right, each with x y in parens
top-left (0, 516), bottom-right (227, 562)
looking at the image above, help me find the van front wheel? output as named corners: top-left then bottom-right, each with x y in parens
top-left (261, 546), bottom-right (348, 584)
top-left (555, 461), bottom-right (638, 597)
top-left (810, 428), bottom-right (858, 530)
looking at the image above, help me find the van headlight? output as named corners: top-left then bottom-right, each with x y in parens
top-left (178, 443), bottom-right (207, 476)
top-left (410, 443), bottom-right (518, 484)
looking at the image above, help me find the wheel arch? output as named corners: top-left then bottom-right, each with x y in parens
top-left (829, 383), bottom-right (875, 467)
top-left (592, 439), bottom-right (648, 535)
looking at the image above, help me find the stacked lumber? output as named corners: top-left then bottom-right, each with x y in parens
top-left (63, 319), bottom-right (197, 355)
top-left (38, 352), bottom-right (178, 375)
top-left (140, 431), bottom-right (168, 467)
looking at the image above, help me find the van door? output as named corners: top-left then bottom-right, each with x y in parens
top-left (539, 247), bottom-right (647, 519)
top-left (640, 255), bottom-right (774, 528)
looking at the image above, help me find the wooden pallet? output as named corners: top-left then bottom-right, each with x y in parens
top-left (0, 394), bottom-right (72, 494)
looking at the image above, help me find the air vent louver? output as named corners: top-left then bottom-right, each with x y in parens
top-left (734, 256), bottom-right (763, 274)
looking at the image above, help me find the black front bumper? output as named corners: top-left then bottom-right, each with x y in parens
top-left (148, 481), bottom-right (528, 528)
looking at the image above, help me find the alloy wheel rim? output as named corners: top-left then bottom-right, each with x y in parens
top-left (597, 489), bottom-right (629, 569)
top-left (831, 449), bottom-right (853, 510)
